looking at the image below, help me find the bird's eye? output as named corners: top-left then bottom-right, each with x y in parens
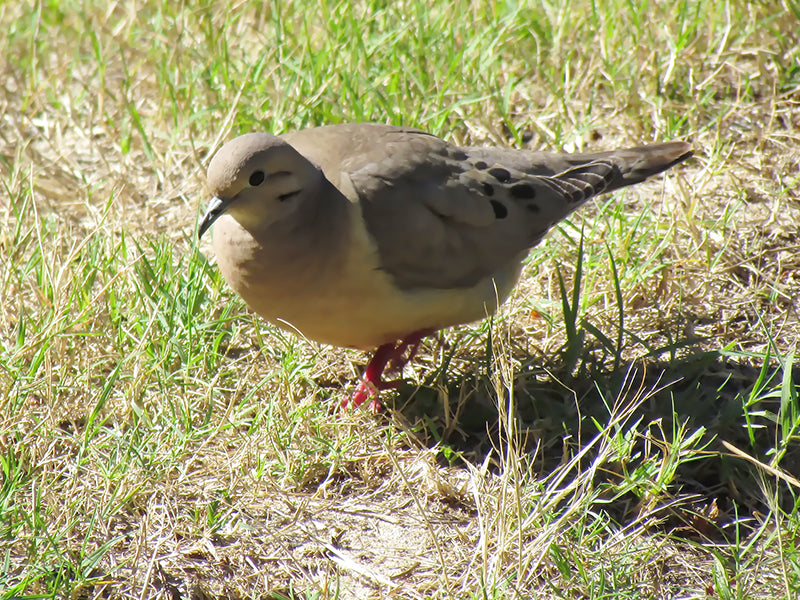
top-left (249, 170), bottom-right (265, 186)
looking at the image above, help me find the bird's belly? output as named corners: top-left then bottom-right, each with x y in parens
top-left (228, 259), bottom-right (523, 350)
top-left (211, 212), bottom-right (524, 349)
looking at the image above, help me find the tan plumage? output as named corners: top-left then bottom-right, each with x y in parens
top-left (199, 123), bottom-right (692, 408)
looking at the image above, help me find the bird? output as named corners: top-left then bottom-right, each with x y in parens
top-left (198, 123), bottom-right (692, 410)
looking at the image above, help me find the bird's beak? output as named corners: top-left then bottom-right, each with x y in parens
top-left (198, 196), bottom-right (233, 239)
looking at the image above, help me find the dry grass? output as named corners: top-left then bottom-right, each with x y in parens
top-left (1, 1), bottom-right (799, 598)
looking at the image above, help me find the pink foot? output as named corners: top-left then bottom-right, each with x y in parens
top-left (342, 329), bottom-right (433, 411)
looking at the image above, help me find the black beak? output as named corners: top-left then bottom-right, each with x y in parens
top-left (198, 196), bottom-right (233, 239)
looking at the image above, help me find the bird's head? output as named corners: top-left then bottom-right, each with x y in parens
top-left (199, 132), bottom-right (319, 238)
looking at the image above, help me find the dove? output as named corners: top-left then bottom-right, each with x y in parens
top-left (198, 123), bottom-right (692, 410)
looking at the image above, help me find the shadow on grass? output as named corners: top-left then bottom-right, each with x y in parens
top-left (389, 346), bottom-right (800, 538)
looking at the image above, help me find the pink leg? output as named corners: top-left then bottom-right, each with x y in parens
top-left (343, 329), bottom-right (433, 411)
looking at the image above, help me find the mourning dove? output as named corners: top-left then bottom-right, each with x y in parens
top-left (199, 123), bottom-right (692, 409)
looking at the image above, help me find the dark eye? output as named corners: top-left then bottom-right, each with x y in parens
top-left (249, 170), bottom-right (265, 186)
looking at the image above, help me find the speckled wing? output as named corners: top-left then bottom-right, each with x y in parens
top-left (300, 125), bottom-right (689, 291)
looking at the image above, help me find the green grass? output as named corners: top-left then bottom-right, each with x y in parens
top-left (2, 0), bottom-right (799, 598)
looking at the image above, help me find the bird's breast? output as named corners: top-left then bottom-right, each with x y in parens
top-left (211, 210), bottom-right (523, 350)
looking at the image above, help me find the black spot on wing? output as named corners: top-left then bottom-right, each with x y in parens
top-left (490, 200), bottom-right (508, 219)
top-left (489, 167), bottom-right (512, 182)
top-left (482, 182), bottom-right (495, 196)
top-left (510, 183), bottom-right (536, 199)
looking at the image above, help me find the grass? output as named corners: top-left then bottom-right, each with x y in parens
top-left (1, 0), bottom-right (799, 598)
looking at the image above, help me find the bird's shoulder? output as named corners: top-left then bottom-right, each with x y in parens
top-left (279, 123), bottom-right (447, 186)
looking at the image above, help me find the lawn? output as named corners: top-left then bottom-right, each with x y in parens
top-left (1, 1), bottom-right (799, 598)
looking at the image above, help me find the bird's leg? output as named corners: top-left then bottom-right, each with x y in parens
top-left (345, 342), bottom-right (400, 411)
top-left (344, 329), bottom-right (433, 411)
top-left (386, 329), bottom-right (430, 372)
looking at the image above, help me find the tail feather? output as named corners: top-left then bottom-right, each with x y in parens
top-left (591, 141), bottom-right (693, 192)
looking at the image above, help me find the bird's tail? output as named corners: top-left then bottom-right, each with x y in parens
top-left (574, 141), bottom-right (694, 194)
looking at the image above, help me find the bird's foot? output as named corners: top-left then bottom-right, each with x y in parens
top-left (344, 378), bottom-right (400, 413)
top-left (342, 329), bottom-right (434, 411)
